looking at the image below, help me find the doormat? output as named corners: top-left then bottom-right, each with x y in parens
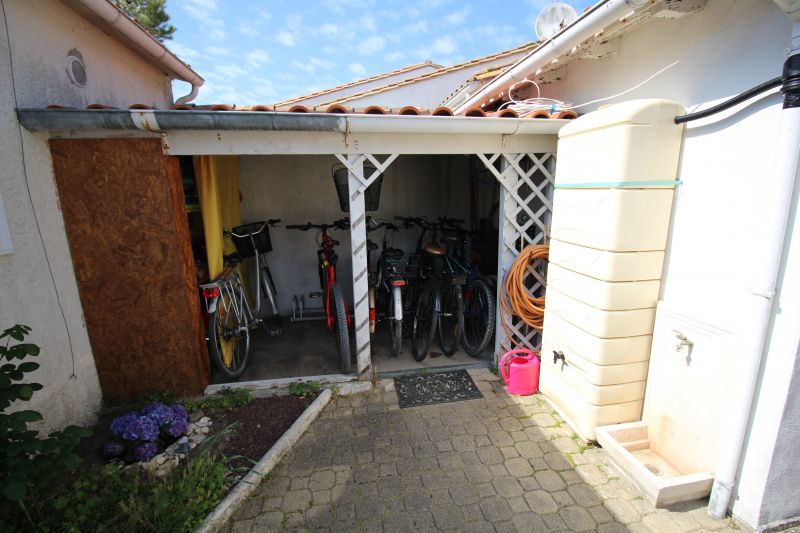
top-left (394, 369), bottom-right (483, 408)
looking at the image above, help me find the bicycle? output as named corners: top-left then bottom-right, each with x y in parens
top-left (286, 218), bottom-right (352, 373)
top-left (199, 219), bottom-right (281, 378)
top-left (366, 217), bottom-right (407, 357)
top-left (402, 216), bottom-right (468, 361)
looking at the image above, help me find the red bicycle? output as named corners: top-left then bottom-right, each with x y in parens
top-left (286, 218), bottom-right (352, 372)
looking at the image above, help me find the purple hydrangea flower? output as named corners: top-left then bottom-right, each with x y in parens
top-left (171, 404), bottom-right (188, 422)
top-left (110, 412), bottom-right (138, 437)
top-left (133, 442), bottom-right (159, 462)
top-left (123, 415), bottom-right (159, 442)
top-left (167, 417), bottom-right (188, 437)
top-left (142, 403), bottom-right (175, 427)
top-left (103, 441), bottom-right (125, 459)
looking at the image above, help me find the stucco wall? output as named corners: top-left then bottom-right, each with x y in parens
top-left (0, 0), bottom-right (175, 430)
top-left (542, 0), bottom-right (798, 527)
top-left (239, 155), bottom-right (472, 314)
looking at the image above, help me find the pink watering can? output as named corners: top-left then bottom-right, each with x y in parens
top-left (500, 349), bottom-right (540, 396)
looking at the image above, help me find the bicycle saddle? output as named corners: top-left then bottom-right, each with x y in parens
top-left (423, 243), bottom-right (446, 256)
top-left (441, 234), bottom-right (461, 244)
top-left (382, 248), bottom-right (403, 259)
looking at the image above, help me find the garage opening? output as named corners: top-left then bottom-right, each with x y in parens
top-left (183, 154), bottom-right (502, 385)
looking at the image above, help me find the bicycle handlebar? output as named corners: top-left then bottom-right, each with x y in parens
top-left (285, 218), bottom-right (350, 231)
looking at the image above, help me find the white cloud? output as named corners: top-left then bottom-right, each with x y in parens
top-left (358, 35), bottom-right (386, 55)
top-left (320, 23), bottom-right (339, 37)
top-left (361, 15), bottom-right (377, 33)
top-left (276, 30), bottom-right (296, 47)
top-left (444, 7), bottom-right (470, 25)
top-left (238, 21), bottom-right (260, 37)
top-left (406, 19), bottom-right (429, 33)
top-left (432, 36), bottom-right (457, 55)
top-left (205, 46), bottom-right (233, 57)
top-left (180, 0), bottom-right (225, 40)
top-left (167, 42), bottom-right (199, 61)
top-left (215, 64), bottom-right (249, 78)
top-left (349, 63), bottom-right (367, 76)
top-left (246, 49), bottom-right (271, 68)
top-left (385, 51), bottom-right (407, 62)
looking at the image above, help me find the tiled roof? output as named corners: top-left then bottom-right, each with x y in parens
top-left (45, 102), bottom-right (576, 120)
top-left (273, 61), bottom-right (442, 107)
top-left (318, 41), bottom-right (540, 107)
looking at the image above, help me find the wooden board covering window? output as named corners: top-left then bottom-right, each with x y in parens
top-left (49, 138), bottom-right (210, 402)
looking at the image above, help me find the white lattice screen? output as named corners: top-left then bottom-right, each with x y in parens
top-left (477, 153), bottom-right (556, 357)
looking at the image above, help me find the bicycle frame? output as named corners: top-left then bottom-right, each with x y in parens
top-left (317, 230), bottom-right (347, 331)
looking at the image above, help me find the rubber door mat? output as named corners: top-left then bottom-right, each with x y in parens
top-left (394, 369), bottom-right (483, 408)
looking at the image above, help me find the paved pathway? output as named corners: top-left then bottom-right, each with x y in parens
top-left (226, 369), bottom-right (745, 532)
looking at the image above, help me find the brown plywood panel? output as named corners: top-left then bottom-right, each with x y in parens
top-left (49, 138), bottom-right (209, 402)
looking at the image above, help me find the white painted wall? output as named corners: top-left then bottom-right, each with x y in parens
top-left (542, 0), bottom-right (798, 527)
top-left (0, 0), bottom-right (175, 430)
top-left (239, 155), bottom-right (472, 314)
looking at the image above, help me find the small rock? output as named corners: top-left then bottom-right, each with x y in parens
top-left (189, 409), bottom-right (205, 423)
top-left (178, 436), bottom-right (189, 444)
top-left (156, 455), bottom-right (167, 465)
top-left (201, 426), bottom-right (210, 434)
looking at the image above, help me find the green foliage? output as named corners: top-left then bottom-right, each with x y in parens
top-left (36, 450), bottom-right (229, 532)
top-left (288, 381), bottom-right (321, 398)
top-left (184, 387), bottom-right (251, 412)
top-left (0, 325), bottom-right (91, 528)
top-left (113, 0), bottom-right (176, 41)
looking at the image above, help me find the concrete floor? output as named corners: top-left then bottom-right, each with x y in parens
top-left (224, 369), bottom-right (748, 533)
top-left (211, 321), bottom-right (493, 385)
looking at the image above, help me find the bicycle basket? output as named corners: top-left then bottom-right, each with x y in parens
top-left (231, 222), bottom-right (272, 257)
top-left (332, 163), bottom-right (383, 212)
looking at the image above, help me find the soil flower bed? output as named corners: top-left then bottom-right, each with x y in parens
top-left (5, 385), bottom-right (320, 533)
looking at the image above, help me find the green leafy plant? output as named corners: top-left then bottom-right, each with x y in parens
top-left (184, 387), bottom-right (251, 413)
top-left (0, 325), bottom-right (91, 528)
top-left (288, 381), bottom-right (321, 398)
top-left (112, 0), bottom-right (176, 41)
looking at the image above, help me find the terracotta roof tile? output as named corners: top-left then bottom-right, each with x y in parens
top-left (45, 103), bottom-right (576, 121)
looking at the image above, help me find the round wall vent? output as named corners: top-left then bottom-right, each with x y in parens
top-left (66, 49), bottom-right (87, 88)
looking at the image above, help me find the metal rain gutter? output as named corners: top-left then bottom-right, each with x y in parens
top-left (15, 109), bottom-right (568, 135)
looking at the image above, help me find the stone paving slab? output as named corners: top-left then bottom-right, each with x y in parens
top-left (225, 368), bottom-right (747, 532)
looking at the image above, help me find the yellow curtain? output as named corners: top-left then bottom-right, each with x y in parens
top-left (194, 156), bottom-right (241, 279)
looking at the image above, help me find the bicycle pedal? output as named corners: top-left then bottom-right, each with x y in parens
top-left (267, 326), bottom-right (283, 337)
top-left (309, 292), bottom-right (323, 299)
top-left (250, 319), bottom-right (263, 329)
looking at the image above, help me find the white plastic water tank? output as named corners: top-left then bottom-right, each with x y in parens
top-left (548, 238), bottom-right (665, 282)
top-left (546, 287), bottom-right (656, 338)
top-left (550, 188), bottom-right (675, 252)
top-left (546, 263), bottom-right (660, 310)
top-left (555, 99), bottom-right (685, 187)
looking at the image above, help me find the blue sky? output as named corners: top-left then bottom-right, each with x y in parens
top-left (166, 0), bottom-right (595, 105)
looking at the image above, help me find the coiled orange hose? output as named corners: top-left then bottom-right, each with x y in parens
top-left (501, 244), bottom-right (549, 344)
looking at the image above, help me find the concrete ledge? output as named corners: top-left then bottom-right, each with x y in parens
top-left (205, 374), bottom-right (356, 395)
top-left (195, 388), bottom-right (333, 533)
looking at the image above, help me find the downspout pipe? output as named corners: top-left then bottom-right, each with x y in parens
top-left (69, 0), bottom-right (204, 104)
top-left (707, 9), bottom-right (800, 520)
top-left (452, 0), bottom-right (649, 115)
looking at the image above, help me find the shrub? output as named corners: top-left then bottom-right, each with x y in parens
top-left (0, 325), bottom-right (91, 529)
top-left (288, 380), bottom-right (321, 398)
top-left (184, 387), bottom-right (251, 412)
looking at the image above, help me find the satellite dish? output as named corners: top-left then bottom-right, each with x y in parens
top-left (535, 2), bottom-right (578, 40)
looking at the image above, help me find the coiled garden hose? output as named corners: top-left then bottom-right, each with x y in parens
top-left (500, 244), bottom-right (549, 343)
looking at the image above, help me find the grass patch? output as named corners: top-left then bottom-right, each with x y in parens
top-left (288, 381), bottom-right (321, 398)
top-left (184, 388), bottom-right (252, 413)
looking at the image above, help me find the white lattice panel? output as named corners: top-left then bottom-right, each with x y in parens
top-left (478, 153), bottom-right (555, 358)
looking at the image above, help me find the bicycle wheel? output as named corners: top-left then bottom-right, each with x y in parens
top-left (208, 292), bottom-right (250, 379)
top-left (438, 283), bottom-right (464, 356)
top-left (412, 282), bottom-right (437, 361)
top-left (331, 283), bottom-right (352, 373)
top-left (461, 278), bottom-right (496, 357)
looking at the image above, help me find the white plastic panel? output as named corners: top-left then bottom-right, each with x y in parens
top-left (546, 263), bottom-right (660, 310)
top-left (550, 188), bottom-right (675, 252)
top-left (546, 287), bottom-right (656, 338)
top-left (643, 302), bottom-right (734, 475)
top-left (549, 238), bottom-right (664, 282)
top-left (542, 335), bottom-right (650, 385)
top-left (555, 99), bottom-right (685, 186)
